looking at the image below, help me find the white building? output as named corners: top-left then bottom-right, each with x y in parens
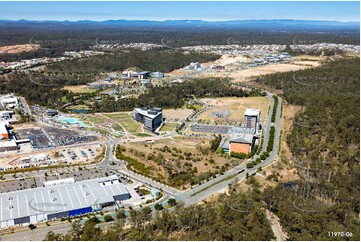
top-left (189, 62), bottom-right (202, 70)
top-left (0, 95), bottom-right (18, 109)
top-left (0, 122), bottom-right (17, 152)
top-left (244, 108), bottom-right (261, 132)
top-left (0, 175), bottom-right (131, 228)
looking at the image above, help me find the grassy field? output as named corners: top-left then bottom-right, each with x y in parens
top-left (121, 136), bottom-right (230, 188)
top-left (104, 113), bottom-right (130, 120)
top-left (160, 123), bottom-right (178, 132)
top-left (120, 117), bottom-right (140, 133)
top-left (90, 127), bottom-right (111, 135)
top-left (113, 124), bottom-right (124, 131)
top-left (189, 104), bottom-right (203, 111)
top-left (104, 112), bottom-right (140, 133)
top-left (76, 115), bottom-right (104, 124)
top-left (135, 133), bottom-right (152, 137)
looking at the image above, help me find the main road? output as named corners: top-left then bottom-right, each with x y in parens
top-left (0, 91), bottom-right (282, 240)
top-left (96, 91), bottom-right (282, 206)
top-left (175, 92), bottom-right (282, 206)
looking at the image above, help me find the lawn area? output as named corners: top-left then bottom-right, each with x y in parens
top-left (103, 112), bottom-right (140, 133)
top-left (90, 127), bottom-right (111, 135)
top-left (113, 124), bottom-right (124, 131)
top-left (76, 115), bottom-right (104, 124)
top-left (135, 133), bottom-right (152, 137)
top-left (160, 123), bottom-right (178, 132)
top-left (119, 117), bottom-right (140, 133)
top-left (139, 188), bottom-right (151, 195)
top-left (104, 113), bottom-right (130, 120)
top-left (190, 104), bottom-right (203, 111)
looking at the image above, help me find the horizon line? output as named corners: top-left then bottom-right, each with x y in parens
top-left (1, 18), bottom-right (360, 23)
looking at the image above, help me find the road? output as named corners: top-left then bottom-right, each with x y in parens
top-left (0, 222), bottom-right (71, 241)
top-left (175, 91), bottom-right (281, 206)
top-left (1, 90), bottom-right (282, 240)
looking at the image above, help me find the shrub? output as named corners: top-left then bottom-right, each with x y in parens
top-left (104, 214), bottom-right (114, 222)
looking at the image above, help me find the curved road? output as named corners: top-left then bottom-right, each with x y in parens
top-left (0, 91), bottom-right (282, 240)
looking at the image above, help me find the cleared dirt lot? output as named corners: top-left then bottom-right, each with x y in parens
top-left (198, 96), bottom-right (270, 124)
top-left (163, 108), bottom-right (193, 122)
top-left (167, 54), bottom-right (323, 83)
top-left (0, 44), bottom-right (40, 54)
top-left (229, 63), bottom-right (309, 81)
top-left (62, 85), bottom-right (97, 93)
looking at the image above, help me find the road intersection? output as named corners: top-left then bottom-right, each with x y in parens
top-left (0, 89), bottom-right (282, 240)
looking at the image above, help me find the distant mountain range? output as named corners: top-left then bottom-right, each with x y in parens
top-left (0, 19), bottom-right (359, 30)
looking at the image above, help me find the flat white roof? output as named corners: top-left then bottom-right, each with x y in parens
top-left (43, 178), bottom-right (75, 187)
top-left (0, 175), bottom-right (130, 222)
top-left (0, 97), bottom-right (17, 103)
top-left (244, 108), bottom-right (261, 117)
top-left (0, 139), bottom-right (17, 147)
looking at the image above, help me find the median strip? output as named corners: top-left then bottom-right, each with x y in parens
top-left (190, 173), bottom-right (238, 197)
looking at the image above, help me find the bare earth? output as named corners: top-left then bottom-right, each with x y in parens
top-left (163, 108), bottom-right (193, 122)
top-left (0, 44), bottom-right (40, 54)
top-left (168, 54), bottom-right (323, 83)
top-left (199, 96), bottom-right (270, 123)
top-left (229, 63), bottom-right (309, 81)
top-left (62, 85), bottom-right (97, 93)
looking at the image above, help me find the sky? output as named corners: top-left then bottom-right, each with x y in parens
top-left (0, 1), bottom-right (359, 22)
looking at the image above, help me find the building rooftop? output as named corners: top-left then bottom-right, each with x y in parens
top-left (0, 139), bottom-right (17, 148)
top-left (0, 122), bottom-right (10, 140)
top-left (0, 175), bottom-right (130, 222)
top-left (228, 126), bottom-right (255, 144)
top-left (134, 107), bottom-right (162, 119)
top-left (244, 108), bottom-right (261, 117)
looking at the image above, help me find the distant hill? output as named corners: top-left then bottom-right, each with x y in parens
top-left (0, 19), bottom-right (359, 30)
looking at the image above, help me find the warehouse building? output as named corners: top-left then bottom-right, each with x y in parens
top-left (133, 107), bottom-right (163, 131)
top-left (0, 175), bottom-right (131, 228)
